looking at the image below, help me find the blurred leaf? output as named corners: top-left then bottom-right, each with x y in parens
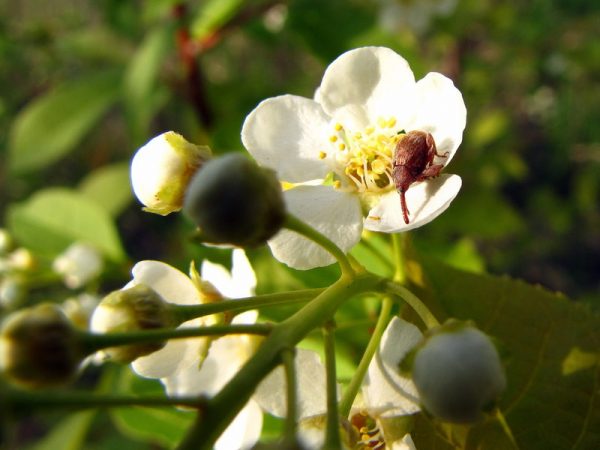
top-left (123, 26), bottom-right (172, 143)
top-left (79, 162), bottom-right (132, 217)
top-left (6, 188), bottom-right (126, 261)
top-left (287, 0), bottom-right (375, 61)
top-left (469, 110), bottom-right (510, 148)
top-left (191, 0), bottom-right (245, 39)
top-left (28, 411), bottom-right (96, 450)
top-left (8, 71), bottom-right (121, 174)
top-left (110, 367), bottom-right (193, 449)
top-left (407, 256), bottom-right (600, 450)
top-left (434, 189), bottom-right (525, 238)
top-left (57, 28), bottom-right (133, 64)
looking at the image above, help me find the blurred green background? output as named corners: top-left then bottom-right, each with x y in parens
top-left (1, 0), bottom-right (599, 448)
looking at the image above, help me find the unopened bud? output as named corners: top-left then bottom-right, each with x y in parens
top-left (409, 320), bottom-right (506, 423)
top-left (53, 243), bottom-right (103, 289)
top-left (183, 153), bottom-right (286, 247)
top-left (90, 284), bottom-right (175, 363)
top-left (131, 131), bottom-right (212, 215)
top-left (0, 303), bottom-right (85, 389)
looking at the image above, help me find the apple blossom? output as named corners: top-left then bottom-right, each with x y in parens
top-left (130, 131), bottom-right (211, 215)
top-left (254, 317), bottom-right (423, 449)
top-left (242, 46), bottom-right (466, 269)
top-left (122, 250), bottom-right (262, 450)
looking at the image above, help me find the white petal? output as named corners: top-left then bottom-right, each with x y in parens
top-left (130, 260), bottom-right (201, 306)
top-left (241, 95), bottom-right (331, 183)
top-left (268, 186), bottom-right (362, 270)
top-left (318, 47), bottom-right (417, 125)
top-left (215, 400), bottom-right (263, 450)
top-left (255, 348), bottom-right (329, 418)
top-left (391, 434), bottom-right (417, 450)
top-left (404, 72), bottom-right (467, 165)
top-left (363, 317), bottom-right (422, 417)
top-left (201, 260), bottom-right (234, 296)
top-left (131, 318), bottom-right (203, 379)
top-left (231, 249), bottom-right (257, 298)
top-left (364, 174), bottom-right (462, 233)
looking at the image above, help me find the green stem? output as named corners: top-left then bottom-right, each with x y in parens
top-left (322, 320), bottom-right (341, 449)
top-left (282, 348), bottom-right (298, 440)
top-left (385, 281), bottom-right (440, 329)
top-left (177, 273), bottom-right (382, 450)
top-left (284, 214), bottom-right (355, 276)
top-left (172, 288), bottom-right (324, 324)
top-left (339, 296), bottom-right (392, 417)
top-left (495, 409), bottom-right (520, 449)
top-left (5, 388), bottom-right (205, 412)
top-left (82, 323), bottom-right (272, 354)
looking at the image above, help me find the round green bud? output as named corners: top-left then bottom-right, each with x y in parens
top-left (90, 284), bottom-right (175, 363)
top-left (411, 320), bottom-right (506, 423)
top-left (183, 153), bottom-right (286, 247)
top-left (0, 303), bottom-right (85, 389)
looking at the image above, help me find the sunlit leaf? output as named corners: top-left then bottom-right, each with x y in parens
top-left (191, 0), bottom-right (245, 39)
top-left (8, 71), bottom-right (121, 174)
top-left (407, 256), bottom-right (600, 450)
top-left (6, 188), bottom-right (126, 262)
top-left (78, 163), bottom-right (132, 217)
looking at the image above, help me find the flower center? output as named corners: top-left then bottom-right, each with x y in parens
top-left (322, 117), bottom-right (404, 194)
top-left (351, 411), bottom-right (386, 449)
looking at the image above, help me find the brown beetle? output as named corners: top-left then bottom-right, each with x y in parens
top-left (392, 131), bottom-right (448, 224)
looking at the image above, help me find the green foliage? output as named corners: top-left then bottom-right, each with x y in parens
top-left (7, 188), bottom-right (126, 261)
top-left (407, 256), bottom-right (600, 450)
top-left (27, 411), bottom-right (96, 450)
top-left (78, 162), bottom-right (132, 217)
top-left (8, 71), bottom-right (121, 174)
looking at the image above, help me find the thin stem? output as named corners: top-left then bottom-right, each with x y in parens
top-left (82, 323), bottom-right (272, 354)
top-left (172, 288), bottom-right (324, 324)
top-left (5, 389), bottom-right (205, 412)
top-left (339, 296), bottom-right (393, 417)
top-left (385, 281), bottom-right (440, 329)
top-left (282, 348), bottom-right (298, 440)
top-left (322, 321), bottom-right (341, 450)
top-left (284, 214), bottom-right (355, 276)
top-left (177, 273), bottom-right (382, 450)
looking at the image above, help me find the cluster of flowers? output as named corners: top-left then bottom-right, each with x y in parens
top-left (0, 47), bottom-right (506, 450)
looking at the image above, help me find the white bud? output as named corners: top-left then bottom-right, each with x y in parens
top-left (90, 284), bottom-right (175, 363)
top-left (131, 131), bottom-right (211, 215)
top-left (53, 243), bottom-right (103, 289)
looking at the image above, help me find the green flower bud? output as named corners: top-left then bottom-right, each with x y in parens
top-left (0, 303), bottom-right (85, 389)
top-left (183, 153), bottom-right (286, 247)
top-left (410, 320), bottom-right (506, 423)
top-left (90, 284), bottom-right (175, 363)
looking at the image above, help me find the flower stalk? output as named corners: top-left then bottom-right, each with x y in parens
top-left (322, 320), bottom-right (342, 450)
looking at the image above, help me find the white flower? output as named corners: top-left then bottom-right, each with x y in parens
top-left (253, 317), bottom-right (423, 449)
top-left (53, 243), bottom-right (103, 289)
top-left (131, 131), bottom-right (211, 216)
top-left (126, 250), bottom-right (262, 450)
top-left (242, 46), bottom-right (466, 269)
top-left (62, 293), bottom-right (100, 329)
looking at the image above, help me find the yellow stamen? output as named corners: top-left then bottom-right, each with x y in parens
top-left (329, 135), bottom-right (338, 142)
top-left (334, 123), bottom-right (343, 131)
top-left (318, 151), bottom-right (327, 160)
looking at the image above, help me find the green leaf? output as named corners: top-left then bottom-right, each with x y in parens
top-left (28, 411), bottom-right (96, 450)
top-left (407, 256), bottom-right (600, 450)
top-left (123, 26), bottom-right (172, 143)
top-left (8, 71), bottom-right (121, 174)
top-left (191, 0), bottom-right (245, 39)
top-left (6, 188), bottom-right (126, 262)
top-left (79, 163), bottom-right (133, 217)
